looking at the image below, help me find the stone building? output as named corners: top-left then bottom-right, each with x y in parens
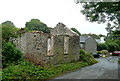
top-left (13, 23), bottom-right (80, 65)
top-left (80, 36), bottom-right (97, 53)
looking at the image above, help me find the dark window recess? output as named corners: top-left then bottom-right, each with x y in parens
top-left (59, 40), bottom-right (61, 42)
top-left (43, 59), bottom-right (46, 61)
top-left (37, 48), bottom-right (40, 50)
top-left (64, 53), bottom-right (68, 55)
top-left (34, 35), bottom-right (36, 37)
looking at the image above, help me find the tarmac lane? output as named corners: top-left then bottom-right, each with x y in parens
top-left (53, 56), bottom-right (119, 79)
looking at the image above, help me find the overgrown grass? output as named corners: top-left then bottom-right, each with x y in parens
top-left (79, 49), bottom-right (98, 64)
top-left (3, 49), bottom-right (98, 80)
top-left (2, 60), bottom-right (92, 80)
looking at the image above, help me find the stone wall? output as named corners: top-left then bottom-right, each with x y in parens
top-left (25, 32), bottom-right (49, 64)
top-left (68, 36), bottom-right (80, 62)
top-left (49, 23), bottom-right (80, 64)
top-left (13, 23), bottom-right (80, 65)
top-left (48, 35), bottom-right (80, 65)
top-left (13, 32), bottom-right (80, 65)
top-left (51, 23), bottom-right (78, 36)
top-left (13, 33), bottom-right (27, 54)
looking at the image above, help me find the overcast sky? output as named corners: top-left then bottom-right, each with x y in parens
top-left (0, 0), bottom-right (108, 35)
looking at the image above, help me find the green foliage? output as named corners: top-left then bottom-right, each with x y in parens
top-left (2, 21), bottom-right (15, 27)
top-left (112, 30), bottom-right (120, 40)
top-left (106, 30), bottom-right (120, 41)
top-left (79, 49), bottom-right (98, 64)
top-left (97, 43), bottom-right (108, 51)
top-left (2, 61), bottom-right (55, 79)
top-left (102, 50), bottom-right (108, 54)
top-left (98, 34), bottom-right (106, 38)
top-left (97, 51), bottom-right (103, 54)
top-left (97, 39), bottom-right (120, 52)
top-left (2, 42), bottom-right (23, 67)
top-left (105, 39), bottom-right (120, 51)
top-left (106, 43), bottom-right (119, 52)
top-left (2, 60), bottom-right (89, 79)
top-left (71, 28), bottom-right (81, 36)
top-left (0, 69), bottom-right (2, 80)
top-left (79, 49), bottom-right (86, 55)
top-left (97, 50), bottom-right (108, 54)
top-left (114, 40), bottom-right (120, 50)
top-left (82, 33), bottom-right (100, 39)
top-left (25, 19), bottom-right (50, 33)
top-left (2, 49), bottom-right (97, 79)
top-left (80, 2), bottom-right (120, 32)
top-left (1, 21), bottom-right (19, 43)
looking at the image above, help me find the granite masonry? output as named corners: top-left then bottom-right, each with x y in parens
top-left (13, 23), bottom-right (80, 65)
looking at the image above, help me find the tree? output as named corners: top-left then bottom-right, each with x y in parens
top-left (112, 30), bottom-right (120, 40)
top-left (114, 39), bottom-right (120, 50)
top-left (25, 19), bottom-right (50, 33)
top-left (1, 21), bottom-right (19, 43)
top-left (98, 34), bottom-right (106, 38)
top-left (2, 21), bottom-right (15, 27)
top-left (79, 2), bottom-right (120, 32)
top-left (106, 43), bottom-right (119, 52)
top-left (82, 33), bottom-right (100, 39)
top-left (105, 39), bottom-right (120, 50)
top-left (71, 28), bottom-right (81, 36)
top-left (105, 30), bottom-right (120, 41)
top-left (97, 43), bottom-right (108, 51)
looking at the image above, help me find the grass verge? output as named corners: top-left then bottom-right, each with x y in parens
top-left (2, 59), bottom-right (97, 80)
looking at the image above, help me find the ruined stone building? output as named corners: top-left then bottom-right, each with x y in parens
top-left (80, 36), bottom-right (97, 53)
top-left (13, 23), bottom-right (80, 65)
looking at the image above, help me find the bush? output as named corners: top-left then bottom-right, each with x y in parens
top-left (2, 42), bottom-right (23, 67)
top-left (97, 43), bottom-right (108, 51)
top-left (2, 60), bottom-right (89, 79)
top-left (106, 43), bottom-right (119, 52)
top-left (97, 50), bottom-right (108, 54)
top-left (114, 40), bottom-right (120, 51)
top-left (97, 42), bottom-right (119, 52)
top-left (2, 60), bottom-right (54, 79)
top-left (79, 49), bottom-right (86, 55)
top-left (97, 51), bottom-right (103, 54)
top-left (2, 49), bottom-right (98, 79)
top-left (101, 50), bottom-right (108, 54)
top-left (79, 49), bottom-right (98, 64)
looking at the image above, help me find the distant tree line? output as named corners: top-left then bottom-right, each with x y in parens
top-left (81, 33), bottom-right (106, 40)
top-left (97, 37), bottom-right (120, 52)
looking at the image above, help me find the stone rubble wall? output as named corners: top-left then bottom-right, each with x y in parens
top-left (13, 30), bottom-right (80, 65)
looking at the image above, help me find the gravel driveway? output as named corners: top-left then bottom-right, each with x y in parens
top-left (53, 56), bottom-right (119, 79)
